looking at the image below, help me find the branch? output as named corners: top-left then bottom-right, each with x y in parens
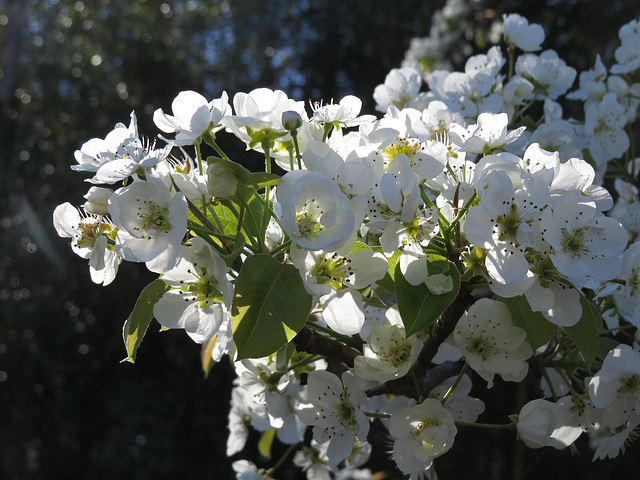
top-left (366, 289), bottom-right (474, 398)
top-left (292, 327), bottom-right (362, 368)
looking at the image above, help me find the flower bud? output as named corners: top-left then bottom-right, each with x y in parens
top-left (82, 186), bottom-right (113, 215)
top-left (207, 162), bottom-right (239, 199)
top-left (282, 110), bottom-right (303, 131)
top-left (515, 399), bottom-right (562, 449)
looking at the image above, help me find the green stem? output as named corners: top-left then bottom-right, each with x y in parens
top-left (455, 420), bottom-right (516, 430)
top-left (267, 442), bottom-right (299, 478)
top-left (258, 140), bottom-right (273, 251)
top-left (287, 354), bottom-right (324, 372)
top-left (440, 362), bottom-right (469, 405)
top-left (363, 411), bottom-right (392, 419)
top-left (291, 128), bottom-right (303, 170)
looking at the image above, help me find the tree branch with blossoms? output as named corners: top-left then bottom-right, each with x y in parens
top-left (54, 7), bottom-right (640, 479)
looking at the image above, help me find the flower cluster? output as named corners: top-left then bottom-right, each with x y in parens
top-left (55, 5), bottom-right (640, 479)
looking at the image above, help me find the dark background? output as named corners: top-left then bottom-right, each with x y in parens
top-left (2, 1), bottom-right (640, 479)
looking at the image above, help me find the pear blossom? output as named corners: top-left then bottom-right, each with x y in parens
top-left (464, 171), bottom-right (549, 285)
top-left (298, 370), bottom-right (370, 465)
top-left (611, 20), bottom-right (640, 74)
top-left (354, 324), bottom-right (420, 382)
top-left (588, 344), bottom-right (640, 427)
top-left (515, 50), bottom-right (576, 100)
top-left (584, 92), bottom-right (630, 166)
top-left (277, 170), bottom-right (356, 252)
top-left (108, 176), bottom-right (188, 273)
top-left (153, 237), bottom-right (233, 343)
top-left (453, 298), bottom-right (533, 387)
top-left (373, 63), bottom-right (423, 112)
top-left (541, 191), bottom-right (627, 282)
top-left (502, 14), bottom-right (545, 52)
top-left (515, 399), bottom-right (563, 449)
top-left (610, 179), bottom-right (640, 237)
top-left (389, 398), bottom-right (457, 474)
top-left (223, 87), bottom-right (305, 150)
top-left (448, 113), bottom-right (526, 155)
top-left (153, 90), bottom-right (230, 146)
top-left (72, 113), bottom-right (136, 174)
top-left (311, 95), bottom-right (376, 130)
top-left (53, 202), bottom-right (120, 285)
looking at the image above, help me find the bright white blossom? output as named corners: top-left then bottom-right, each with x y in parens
top-left (153, 237), bottom-right (233, 343)
top-left (108, 176), bottom-right (188, 273)
top-left (298, 370), bottom-right (370, 465)
top-left (154, 90), bottom-right (230, 146)
top-left (389, 398), bottom-right (457, 474)
top-left (453, 298), bottom-right (533, 387)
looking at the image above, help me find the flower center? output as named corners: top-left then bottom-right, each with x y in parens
top-left (296, 211), bottom-right (322, 237)
top-left (618, 374), bottom-right (640, 396)
top-left (560, 228), bottom-right (586, 257)
top-left (312, 254), bottom-right (351, 289)
top-left (333, 389), bottom-right (356, 426)
top-left (496, 203), bottom-right (522, 242)
top-left (468, 336), bottom-right (493, 359)
top-left (136, 200), bottom-right (171, 235)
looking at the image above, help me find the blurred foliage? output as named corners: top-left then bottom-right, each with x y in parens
top-left (1, 0), bottom-right (640, 479)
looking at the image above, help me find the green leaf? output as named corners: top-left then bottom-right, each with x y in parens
top-left (348, 241), bottom-right (372, 254)
top-left (499, 295), bottom-right (557, 350)
top-left (564, 296), bottom-right (602, 368)
top-left (232, 254), bottom-right (313, 359)
top-left (258, 428), bottom-right (276, 459)
top-left (395, 261), bottom-right (460, 337)
top-left (121, 279), bottom-right (170, 363)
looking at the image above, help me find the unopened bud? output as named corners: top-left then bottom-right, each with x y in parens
top-left (82, 186), bottom-right (112, 215)
top-left (207, 163), bottom-right (239, 199)
top-left (282, 110), bottom-right (303, 131)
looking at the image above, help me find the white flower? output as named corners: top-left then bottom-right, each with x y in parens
top-left (153, 90), bottom-right (230, 146)
top-left (108, 176), bottom-right (188, 273)
top-left (464, 171), bottom-right (549, 285)
top-left (611, 19), bottom-right (640, 74)
top-left (502, 13), bottom-right (545, 52)
top-left (153, 237), bottom-right (233, 343)
top-left (277, 170), bottom-right (356, 252)
top-left (453, 298), bottom-right (533, 387)
top-left (448, 113), bottom-right (526, 155)
top-left (584, 92), bottom-right (630, 166)
top-left (515, 50), bottom-right (576, 100)
top-left (610, 179), bottom-right (640, 237)
top-left (588, 344), bottom-right (640, 427)
top-left (232, 460), bottom-right (271, 480)
top-left (311, 95), bottom-right (376, 130)
top-left (224, 87), bottom-right (305, 150)
top-left (389, 398), bottom-right (457, 474)
top-left (373, 64), bottom-right (423, 112)
top-left (541, 191), bottom-right (627, 282)
top-left (298, 370), bottom-right (370, 465)
top-left (53, 202), bottom-right (120, 285)
top-left (72, 114), bottom-right (135, 174)
top-left (515, 399), bottom-right (563, 449)
top-left (354, 324), bottom-right (420, 382)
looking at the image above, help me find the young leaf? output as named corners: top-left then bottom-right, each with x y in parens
top-left (499, 295), bottom-right (557, 350)
top-left (258, 428), bottom-right (276, 459)
top-left (201, 336), bottom-right (218, 378)
top-left (564, 296), bottom-right (602, 368)
top-left (121, 279), bottom-right (170, 363)
top-left (232, 254), bottom-right (313, 359)
top-left (395, 261), bottom-right (460, 337)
